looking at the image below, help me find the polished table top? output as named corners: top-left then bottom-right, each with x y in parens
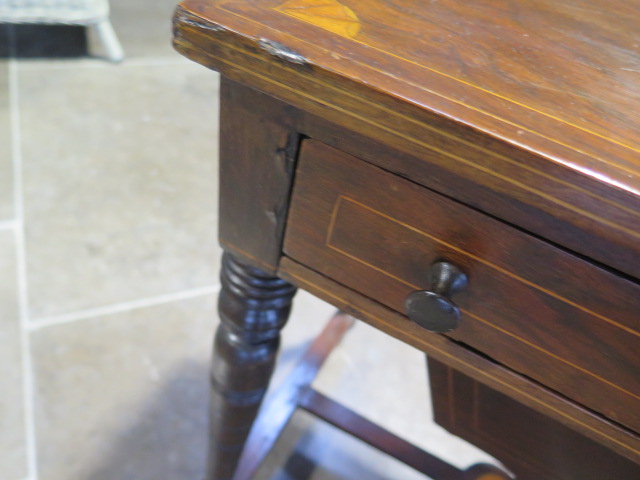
top-left (172, 1), bottom-right (640, 477)
top-left (179, 0), bottom-right (640, 187)
top-left (174, 0), bottom-right (640, 279)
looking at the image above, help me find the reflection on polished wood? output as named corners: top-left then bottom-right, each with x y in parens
top-left (174, 0), bottom-right (640, 281)
top-left (172, 1), bottom-right (640, 479)
top-left (208, 253), bottom-right (296, 480)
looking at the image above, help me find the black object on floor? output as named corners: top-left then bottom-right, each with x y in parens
top-left (0, 24), bottom-right (88, 58)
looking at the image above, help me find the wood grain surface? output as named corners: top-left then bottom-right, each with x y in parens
top-left (284, 139), bottom-right (640, 433)
top-left (176, 0), bottom-right (640, 186)
top-left (172, 3), bottom-right (640, 474)
top-left (209, 253), bottom-right (297, 480)
top-left (217, 78), bottom-right (301, 273)
top-left (173, 0), bottom-right (640, 279)
top-left (429, 358), bottom-right (640, 480)
top-left (277, 256), bottom-right (640, 465)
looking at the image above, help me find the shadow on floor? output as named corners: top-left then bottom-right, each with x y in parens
top-left (72, 359), bottom-right (417, 480)
top-left (79, 360), bottom-right (209, 480)
top-left (259, 409), bottom-right (425, 480)
top-left (1, 24), bottom-right (88, 58)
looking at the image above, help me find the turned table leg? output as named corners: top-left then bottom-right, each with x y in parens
top-left (207, 252), bottom-right (297, 480)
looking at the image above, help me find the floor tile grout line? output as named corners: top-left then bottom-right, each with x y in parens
top-left (28, 284), bottom-right (222, 331)
top-left (0, 219), bottom-right (18, 231)
top-left (15, 56), bottom-right (192, 71)
top-left (9, 38), bottom-right (38, 480)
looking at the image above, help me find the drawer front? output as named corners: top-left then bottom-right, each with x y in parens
top-left (284, 139), bottom-right (640, 432)
top-left (428, 358), bottom-right (640, 480)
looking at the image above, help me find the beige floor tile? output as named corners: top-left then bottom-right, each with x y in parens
top-left (260, 291), bottom-right (498, 477)
top-left (257, 411), bottom-right (432, 480)
top-left (99, 0), bottom-right (182, 60)
top-left (0, 60), bottom-right (13, 223)
top-left (316, 322), bottom-right (495, 468)
top-left (0, 230), bottom-right (27, 480)
top-left (31, 283), bottom-right (494, 480)
top-left (29, 288), bottom-right (331, 480)
top-left (32, 294), bottom-right (217, 480)
top-left (270, 290), bottom-right (339, 389)
top-left (19, 62), bottom-right (221, 320)
top-left (313, 320), bottom-right (498, 471)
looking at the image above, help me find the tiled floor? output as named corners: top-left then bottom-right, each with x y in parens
top-left (0, 4), bottom-right (498, 480)
top-left (0, 230), bottom-right (27, 480)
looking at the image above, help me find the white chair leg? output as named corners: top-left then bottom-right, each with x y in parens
top-left (92, 19), bottom-right (124, 62)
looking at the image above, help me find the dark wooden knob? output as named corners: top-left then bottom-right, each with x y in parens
top-left (405, 261), bottom-right (468, 333)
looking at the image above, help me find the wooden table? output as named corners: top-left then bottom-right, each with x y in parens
top-left (172, 1), bottom-right (640, 479)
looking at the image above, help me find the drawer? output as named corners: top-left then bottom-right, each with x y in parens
top-left (428, 358), bottom-right (640, 480)
top-left (284, 139), bottom-right (640, 433)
